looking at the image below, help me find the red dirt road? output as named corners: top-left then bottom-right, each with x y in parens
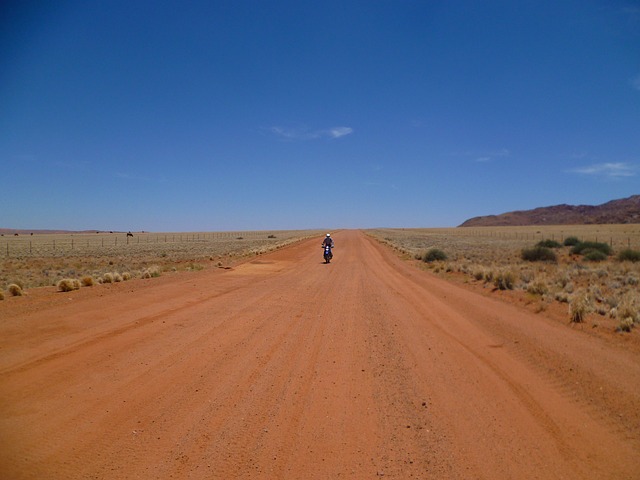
top-left (1, 230), bottom-right (639, 479)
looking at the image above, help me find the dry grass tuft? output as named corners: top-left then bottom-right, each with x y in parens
top-left (57, 278), bottom-right (80, 292)
top-left (142, 265), bottom-right (161, 279)
top-left (494, 270), bottom-right (516, 290)
top-left (0, 290), bottom-right (4, 300)
top-left (81, 276), bottom-right (94, 287)
top-left (122, 272), bottom-right (132, 281)
top-left (102, 272), bottom-right (114, 284)
top-left (8, 283), bottom-right (24, 296)
top-left (569, 290), bottom-right (592, 323)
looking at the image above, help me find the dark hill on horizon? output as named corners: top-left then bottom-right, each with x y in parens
top-left (459, 195), bottom-right (640, 227)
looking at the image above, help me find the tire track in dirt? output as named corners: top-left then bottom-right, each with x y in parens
top-left (1, 230), bottom-right (639, 479)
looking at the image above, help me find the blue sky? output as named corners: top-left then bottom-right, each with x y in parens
top-left (1, 1), bottom-right (639, 231)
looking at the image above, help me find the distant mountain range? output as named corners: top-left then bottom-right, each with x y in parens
top-left (459, 195), bottom-right (640, 227)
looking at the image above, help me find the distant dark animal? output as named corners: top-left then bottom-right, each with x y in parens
top-left (30, 233), bottom-right (33, 236)
top-left (127, 231), bottom-right (134, 238)
top-left (14, 233), bottom-right (19, 236)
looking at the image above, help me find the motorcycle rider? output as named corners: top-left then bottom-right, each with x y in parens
top-left (322, 233), bottom-right (335, 260)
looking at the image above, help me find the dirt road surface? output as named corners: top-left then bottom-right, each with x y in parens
top-left (1, 230), bottom-right (639, 479)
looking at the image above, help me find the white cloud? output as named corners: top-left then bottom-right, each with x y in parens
top-left (571, 162), bottom-right (637, 178)
top-left (329, 127), bottom-right (353, 138)
top-left (268, 126), bottom-right (353, 141)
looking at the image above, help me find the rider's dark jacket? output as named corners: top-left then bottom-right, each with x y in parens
top-left (322, 237), bottom-right (334, 248)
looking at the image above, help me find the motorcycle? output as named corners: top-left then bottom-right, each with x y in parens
top-left (323, 244), bottom-right (333, 263)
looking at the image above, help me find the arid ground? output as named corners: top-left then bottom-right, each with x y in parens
top-left (1, 230), bottom-right (638, 479)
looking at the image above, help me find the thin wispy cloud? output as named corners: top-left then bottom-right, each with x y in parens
top-left (570, 162), bottom-right (637, 178)
top-left (451, 148), bottom-right (511, 162)
top-left (267, 126), bottom-right (353, 141)
top-left (329, 127), bottom-right (353, 138)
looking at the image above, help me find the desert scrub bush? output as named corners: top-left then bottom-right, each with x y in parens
top-left (616, 295), bottom-right (639, 324)
top-left (422, 248), bottom-right (448, 263)
top-left (563, 236), bottom-right (580, 247)
top-left (57, 278), bottom-right (81, 292)
top-left (8, 283), bottom-right (24, 296)
top-left (583, 249), bottom-right (607, 262)
top-left (536, 239), bottom-right (562, 248)
top-left (122, 272), bottom-right (132, 281)
top-left (102, 272), bottom-right (114, 284)
top-left (569, 290), bottom-right (592, 323)
top-left (493, 270), bottom-right (516, 290)
top-left (142, 266), bottom-right (161, 279)
top-left (81, 276), bottom-right (95, 287)
top-left (521, 246), bottom-right (557, 262)
top-left (618, 317), bottom-right (634, 332)
top-left (112, 273), bottom-right (123, 282)
top-left (0, 290), bottom-right (4, 300)
top-left (571, 241), bottom-right (612, 256)
top-left (527, 278), bottom-right (549, 296)
top-left (617, 249), bottom-right (640, 262)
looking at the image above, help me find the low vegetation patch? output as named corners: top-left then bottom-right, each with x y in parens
top-left (569, 291), bottom-right (591, 323)
top-left (571, 241), bottom-right (612, 256)
top-left (521, 246), bottom-right (557, 262)
top-left (81, 276), bottom-right (95, 286)
top-left (57, 278), bottom-right (81, 292)
top-left (142, 266), bottom-right (162, 279)
top-left (0, 290), bottom-right (4, 300)
top-left (618, 249), bottom-right (640, 262)
top-left (563, 236), bottom-right (580, 246)
top-left (583, 249), bottom-right (607, 262)
top-left (8, 283), bottom-right (24, 296)
top-left (494, 270), bottom-right (516, 290)
top-left (536, 239), bottom-right (562, 248)
top-left (422, 248), bottom-right (448, 263)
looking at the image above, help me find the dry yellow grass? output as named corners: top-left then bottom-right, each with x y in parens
top-left (367, 225), bottom-right (640, 330)
top-left (1, 230), bottom-right (322, 290)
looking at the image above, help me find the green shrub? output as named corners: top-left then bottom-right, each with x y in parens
top-left (563, 236), bottom-right (580, 247)
top-left (583, 249), bottom-right (607, 262)
top-left (618, 249), bottom-right (640, 262)
top-left (521, 246), bottom-right (557, 262)
top-left (536, 239), bottom-right (561, 248)
top-left (571, 241), bottom-right (612, 256)
top-left (422, 248), bottom-right (447, 263)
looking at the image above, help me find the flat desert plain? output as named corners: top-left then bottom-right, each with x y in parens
top-left (1, 230), bottom-right (639, 479)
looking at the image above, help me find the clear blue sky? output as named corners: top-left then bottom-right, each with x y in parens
top-left (1, 1), bottom-right (639, 231)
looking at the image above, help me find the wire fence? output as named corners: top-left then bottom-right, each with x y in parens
top-left (1, 230), bottom-right (317, 258)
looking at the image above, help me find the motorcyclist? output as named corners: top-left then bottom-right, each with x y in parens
top-left (322, 233), bottom-right (334, 249)
top-left (321, 233), bottom-right (334, 260)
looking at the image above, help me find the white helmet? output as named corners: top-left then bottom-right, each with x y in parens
top-left (326, 233), bottom-right (331, 237)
